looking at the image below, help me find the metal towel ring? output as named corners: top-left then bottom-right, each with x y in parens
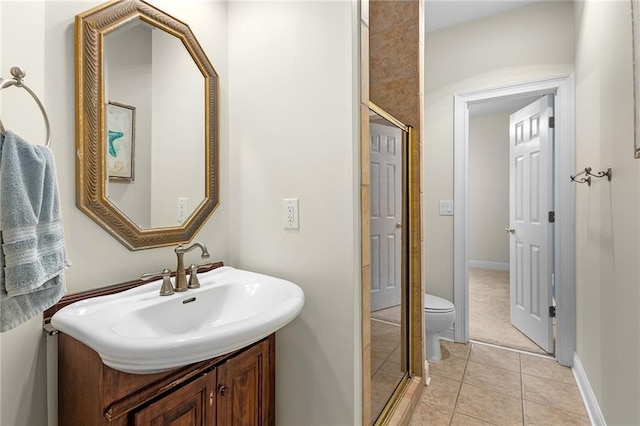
top-left (0, 66), bottom-right (51, 147)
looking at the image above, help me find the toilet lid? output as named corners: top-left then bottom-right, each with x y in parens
top-left (424, 294), bottom-right (454, 312)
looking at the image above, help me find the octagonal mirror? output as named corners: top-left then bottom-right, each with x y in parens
top-left (76, 0), bottom-right (219, 250)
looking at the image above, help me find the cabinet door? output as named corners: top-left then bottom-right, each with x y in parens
top-left (217, 340), bottom-right (271, 425)
top-left (133, 372), bottom-right (216, 426)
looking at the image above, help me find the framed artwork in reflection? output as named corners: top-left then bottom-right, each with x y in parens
top-left (107, 101), bottom-right (136, 180)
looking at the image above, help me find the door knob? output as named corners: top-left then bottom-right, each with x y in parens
top-left (505, 227), bottom-right (515, 234)
top-left (218, 385), bottom-right (229, 397)
top-left (396, 222), bottom-right (402, 229)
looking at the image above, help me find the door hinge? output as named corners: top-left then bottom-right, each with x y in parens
top-left (549, 306), bottom-right (556, 318)
top-left (548, 117), bottom-right (555, 128)
top-left (548, 211), bottom-right (555, 223)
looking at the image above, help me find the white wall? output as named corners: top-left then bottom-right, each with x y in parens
top-left (228, 2), bottom-right (361, 424)
top-left (1, 1), bottom-right (362, 425)
top-left (0, 1), bottom-right (229, 425)
top-left (423, 1), bottom-right (574, 300)
top-left (468, 112), bottom-right (510, 267)
top-left (105, 25), bottom-right (153, 228)
top-left (574, 1), bottom-right (640, 424)
top-left (150, 29), bottom-right (205, 227)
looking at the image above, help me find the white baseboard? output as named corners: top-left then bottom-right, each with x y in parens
top-left (572, 353), bottom-right (606, 426)
top-left (468, 260), bottom-right (509, 271)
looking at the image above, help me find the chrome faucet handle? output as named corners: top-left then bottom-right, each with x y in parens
top-left (188, 264), bottom-right (201, 289)
top-left (141, 268), bottom-right (175, 296)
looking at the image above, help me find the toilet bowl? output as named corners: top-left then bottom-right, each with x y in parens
top-left (424, 294), bottom-right (455, 361)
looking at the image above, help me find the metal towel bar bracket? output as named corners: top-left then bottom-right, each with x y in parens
top-left (570, 166), bottom-right (612, 186)
top-left (0, 66), bottom-right (51, 147)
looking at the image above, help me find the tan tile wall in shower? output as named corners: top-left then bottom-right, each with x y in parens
top-left (370, 0), bottom-right (420, 127)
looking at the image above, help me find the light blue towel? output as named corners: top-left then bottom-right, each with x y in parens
top-left (0, 130), bottom-right (70, 332)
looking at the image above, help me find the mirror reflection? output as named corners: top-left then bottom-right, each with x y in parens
top-left (103, 18), bottom-right (205, 229)
top-left (369, 108), bottom-right (409, 422)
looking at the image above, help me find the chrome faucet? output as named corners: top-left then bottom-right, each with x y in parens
top-left (174, 242), bottom-right (210, 292)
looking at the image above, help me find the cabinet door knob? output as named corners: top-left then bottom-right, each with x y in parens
top-left (218, 385), bottom-right (229, 397)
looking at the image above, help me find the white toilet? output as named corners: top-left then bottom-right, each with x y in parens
top-left (424, 294), bottom-right (455, 361)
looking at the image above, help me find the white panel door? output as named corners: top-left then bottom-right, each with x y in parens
top-left (509, 95), bottom-right (554, 353)
top-left (370, 122), bottom-right (402, 312)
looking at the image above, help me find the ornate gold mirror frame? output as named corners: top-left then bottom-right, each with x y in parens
top-left (76, 0), bottom-right (219, 250)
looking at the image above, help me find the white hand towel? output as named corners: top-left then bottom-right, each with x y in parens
top-left (0, 130), bottom-right (70, 332)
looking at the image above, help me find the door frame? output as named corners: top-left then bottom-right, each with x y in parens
top-left (453, 75), bottom-right (575, 366)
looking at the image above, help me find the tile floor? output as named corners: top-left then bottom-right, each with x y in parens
top-left (409, 340), bottom-right (591, 425)
top-left (371, 319), bottom-right (405, 420)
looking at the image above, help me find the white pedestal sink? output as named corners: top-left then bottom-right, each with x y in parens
top-left (51, 266), bottom-right (304, 374)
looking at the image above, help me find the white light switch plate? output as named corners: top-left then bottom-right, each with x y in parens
top-left (439, 200), bottom-right (454, 216)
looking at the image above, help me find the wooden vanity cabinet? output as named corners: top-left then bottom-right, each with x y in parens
top-left (132, 372), bottom-right (216, 425)
top-left (216, 338), bottom-right (273, 425)
top-left (58, 333), bottom-right (275, 426)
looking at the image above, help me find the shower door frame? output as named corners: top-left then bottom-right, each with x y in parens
top-left (368, 103), bottom-right (411, 422)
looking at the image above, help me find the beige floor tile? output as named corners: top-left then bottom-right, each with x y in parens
top-left (430, 354), bottom-right (468, 381)
top-left (390, 343), bottom-right (402, 361)
top-left (378, 358), bottom-right (404, 376)
top-left (386, 345), bottom-right (404, 367)
top-left (372, 370), bottom-right (402, 392)
top-left (456, 383), bottom-right (523, 426)
top-left (523, 400), bottom-right (591, 425)
top-left (469, 344), bottom-right (521, 372)
top-left (520, 354), bottom-right (574, 385)
top-left (420, 375), bottom-right (462, 415)
top-left (522, 374), bottom-right (587, 416)
top-left (371, 320), bottom-right (402, 342)
top-left (372, 355), bottom-right (385, 375)
top-left (451, 412), bottom-right (496, 425)
top-left (463, 361), bottom-right (521, 397)
top-left (441, 340), bottom-right (472, 360)
top-left (372, 337), bottom-right (400, 360)
top-left (409, 401), bottom-right (452, 426)
top-left (371, 371), bottom-right (403, 420)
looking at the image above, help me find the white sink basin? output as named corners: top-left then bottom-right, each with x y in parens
top-left (51, 266), bottom-right (304, 374)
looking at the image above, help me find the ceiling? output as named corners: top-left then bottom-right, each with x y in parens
top-left (425, 0), bottom-right (540, 33)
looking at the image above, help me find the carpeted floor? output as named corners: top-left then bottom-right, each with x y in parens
top-left (469, 267), bottom-right (548, 355)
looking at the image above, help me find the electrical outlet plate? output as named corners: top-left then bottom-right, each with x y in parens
top-left (283, 198), bottom-right (299, 229)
